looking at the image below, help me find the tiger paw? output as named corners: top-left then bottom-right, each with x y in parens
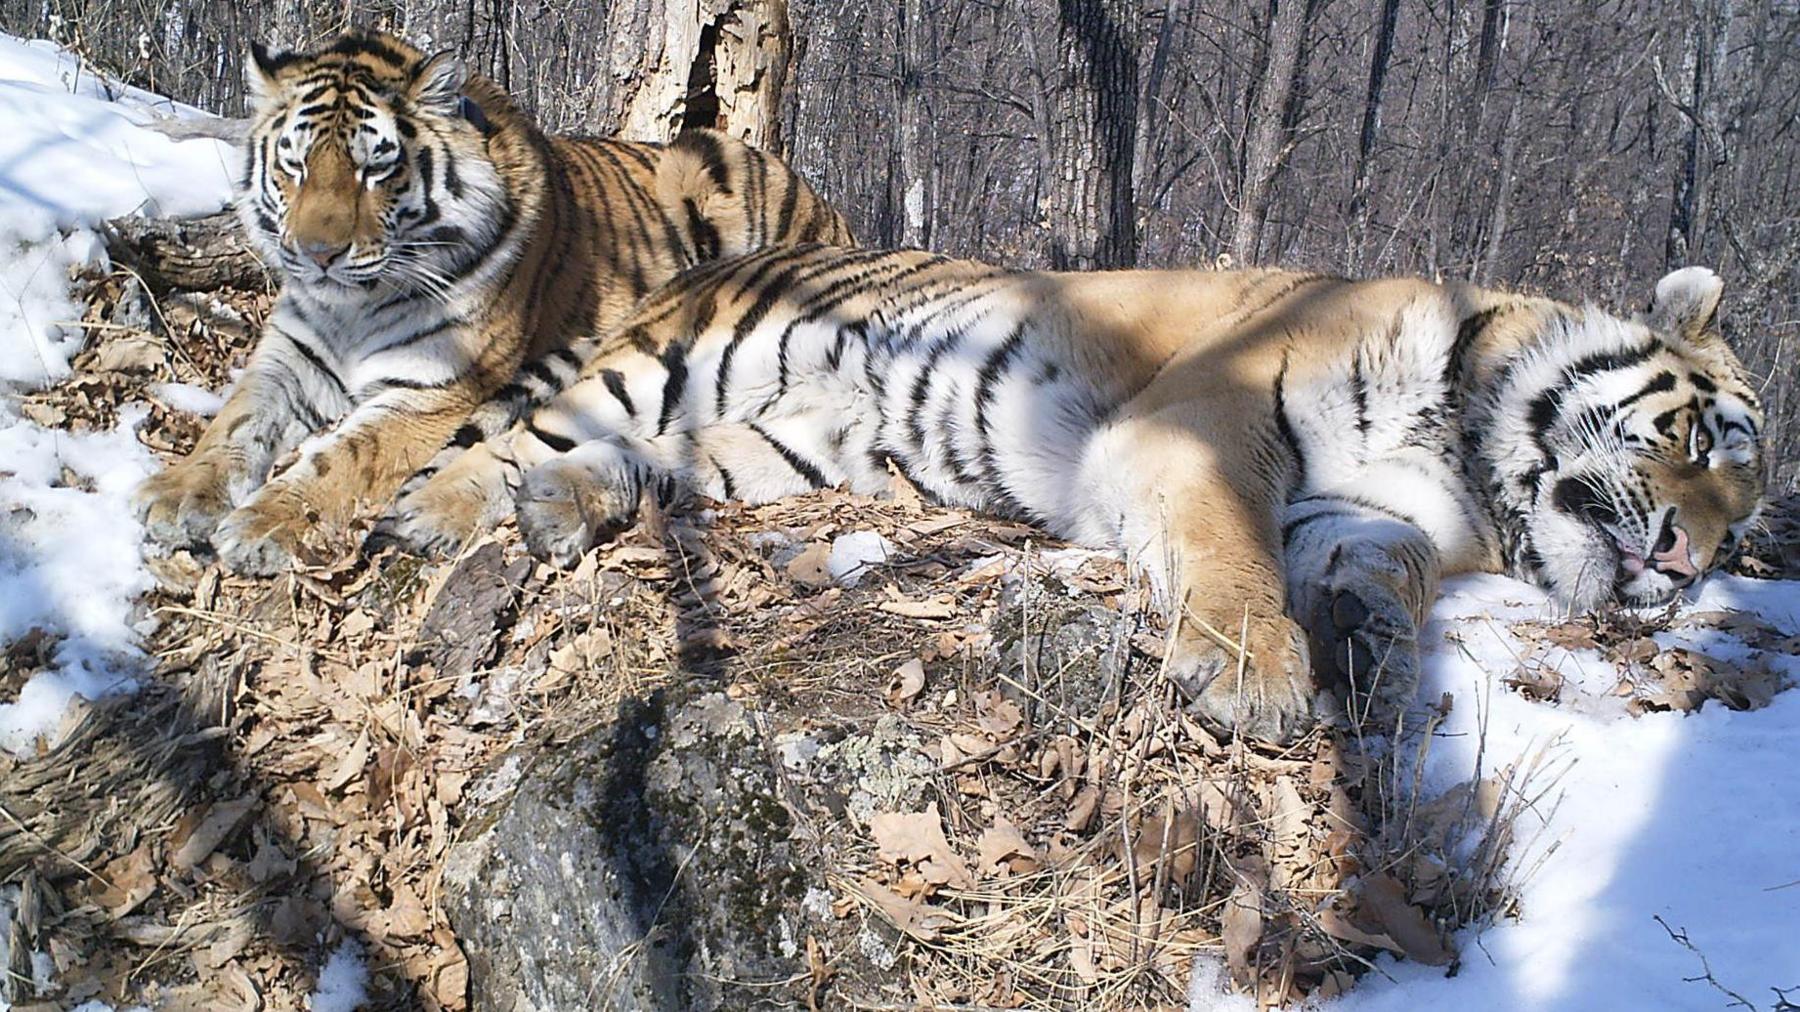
top-left (1307, 582), bottom-right (1421, 720)
top-left (135, 460), bottom-right (234, 549)
top-left (211, 490), bottom-right (305, 576)
top-left (367, 448), bottom-right (515, 559)
top-left (1171, 618), bottom-right (1315, 745)
top-left (514, 458), bottom-right (638, 569)
top-left (368, 485), bottom-right (484, 560)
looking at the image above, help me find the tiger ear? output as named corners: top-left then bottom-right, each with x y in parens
top-left (410, 50), bottom-right (466, 114)
top-left (246, 41), bottom-right (286, 107)
top-left (1648, 267), bottom-right (1727, 350)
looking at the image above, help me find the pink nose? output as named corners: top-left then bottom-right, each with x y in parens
top-left (1651, 525), bottom-right (1698, 579)
top-left (299, 241), bottom-right (347, 268)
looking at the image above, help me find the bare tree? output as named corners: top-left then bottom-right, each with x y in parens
top-left (1039, 0), bottom-right (1141, 269)
top-left (1345, 0), bottom-right (1400, 271)
top-left (1232, 0), bottom-right (1314, 264)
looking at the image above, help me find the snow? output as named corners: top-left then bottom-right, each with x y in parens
top-left (1187, 572), bottom-right (1800, 1012)
top-left (309, 941), bottom-right (370, 1012)
top-left (0, 401), bottom-right (161, 752)
top-left (828, 530), bottom-right (896, 586)
top-left (149, 380), bottom-right (225, 416)
top-left (0, 33), bottom-right (235, 387)
top-left (0, 33), bottom-right (235, 755)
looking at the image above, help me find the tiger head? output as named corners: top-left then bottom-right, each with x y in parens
top-left (238, 32), bottom-right (513, 302)
top-left (1510, 268), bottom-right (1764, 609)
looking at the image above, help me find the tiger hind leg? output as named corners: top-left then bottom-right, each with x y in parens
top-left (514, 420), bottom-right (841, 568)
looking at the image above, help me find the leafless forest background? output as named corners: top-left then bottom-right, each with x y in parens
top-left (6, 0), bottom-right (1797, 480)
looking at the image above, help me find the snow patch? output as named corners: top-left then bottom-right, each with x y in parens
top-left (828, 530), bottom-right (895, 586)
top-left (309, 940), bottom-right (370, 1012)
top-left (1193, 572), bottom-right (1800, 1012)
top-left (0, 401), bottom-right (161, 754)
top-left (149, 381), bottom-right (225, 417)
top-left (0, 33), bottom-right (234, 388)
top-left (0, 31), bottom-right (236, 753)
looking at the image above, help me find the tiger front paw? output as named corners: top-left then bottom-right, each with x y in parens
top-left (135, 459), bottom-right (235, 549)
top-left (1171, 616), bottom-right (1316, 745)
top-left (514, 458), bottom-right (639, 570)
top-left (1305, 582), bottom-right (1421, 721)
top-left (366, 449), bottom-right (515, 560)
top-left (211, 488), bottom-right (307, 576)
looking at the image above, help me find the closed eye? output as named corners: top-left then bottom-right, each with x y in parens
top-left (362, 152), bottom-right (405, 185)
top-left (1687, 417), bottom-right (1714, 466)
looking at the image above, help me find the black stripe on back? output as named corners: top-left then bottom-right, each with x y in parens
top-left (601, 368), bottom-right (636, 417)
top-left (656, 341), bottom-right (691, 435)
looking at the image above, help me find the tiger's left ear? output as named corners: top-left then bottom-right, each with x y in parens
top-left (246, 41), bottom-right (287, 109)
top-left (410, 50), bottom-right (466, 114)
top-left (1648, 267), bottom-right (1726, 349)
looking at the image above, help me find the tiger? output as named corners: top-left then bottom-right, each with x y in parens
top-left (378, 246), bottom-right (1766, 742)
top-left (133, 30), bottom-right (851, 575)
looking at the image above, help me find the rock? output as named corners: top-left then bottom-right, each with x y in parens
top-left (441, 556), bottom-right (1160, 1010)
top-left (442, 691), bottom-right (824, 1011)
top-left (986, 572), bottom-right (1142, 721)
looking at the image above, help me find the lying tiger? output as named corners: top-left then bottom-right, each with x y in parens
top-left (380, 247), bottom-right (1765, 742)
top-left (135, 31), bottom-right (849, 574)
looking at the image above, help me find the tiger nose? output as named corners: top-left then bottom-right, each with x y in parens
top-left (1650, 523), bottom-right (1698, 584)
top-left (299, 240), bottom-right (348, 268)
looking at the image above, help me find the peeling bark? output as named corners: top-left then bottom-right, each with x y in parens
top-left (617, 0), bottom-right (793, 151)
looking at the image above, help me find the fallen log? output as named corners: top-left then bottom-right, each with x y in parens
top-left (100, 210), bottom-right (273, 293)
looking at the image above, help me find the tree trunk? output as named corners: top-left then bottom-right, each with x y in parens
top-left (1476, 87), bottom-right (1524, 283)
top-left (616, 0), bottom-right (793, 150)
top-left (1346, 0), bottom-right (1401, 269)
top-left (895, 0), bottom-right (932, 248)
top-left (1232, 0), bottom-right (1311, 265)
top-left (1041, 0), bottom-right (1140, 270)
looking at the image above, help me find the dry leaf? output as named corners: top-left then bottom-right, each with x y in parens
top-left (886, 658), bottom-right (926, 708)
top-left (1355, 872), bottom-right (1455, 965)
top-left (974, 690), bottom-right (1024, 737)
top-left (853, 878), bottom-right (957, 941)
top-left (91, 846), bottom-right (156, 919)
top-left (1130, 804), bottom-right (1198, 884)
top-left (323, 732), bottom-right (371, 793)
top-left (1064, 785), bottom-right (1100, 833)
top-left (877, 596), bottom-right (956, 619)
top-left (786, 542), bottom-right (833, 587)
top-left (1221, 878), bottom-right (1265, 987)
top-left (976, 816), bottom-right (1041, 876)
top-left (171, 796), bottom-right (258, 871)
top-left (95, 334), bottom-right (163, 371)
top-left (869, 803), bottom-right (975, 890)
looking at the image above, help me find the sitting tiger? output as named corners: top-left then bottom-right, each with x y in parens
top-left (134, 30), bottom-right (850, 574)
top-left (381, 246), bottom-right (1765, 742)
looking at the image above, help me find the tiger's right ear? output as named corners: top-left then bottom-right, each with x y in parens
top-left (1648, 266), bottom-right (1728, 355)
top-left (246, 41), bottom-right (287, 107)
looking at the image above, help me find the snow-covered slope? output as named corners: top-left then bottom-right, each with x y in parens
top-left (1329, 575), bottom-right (1800, 1012)
top-left (1190, 573), bottom-right (1800, 1011)
top-left (0, 34), bottom-right (234, 753)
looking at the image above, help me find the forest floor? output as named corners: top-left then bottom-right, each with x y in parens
top-left (1, 31), bottom-right (1798, 1012)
